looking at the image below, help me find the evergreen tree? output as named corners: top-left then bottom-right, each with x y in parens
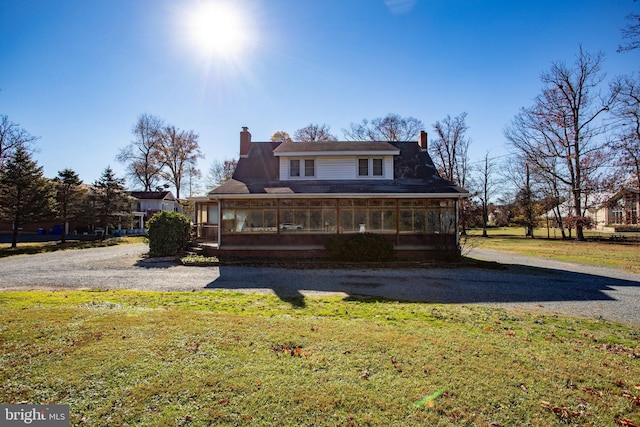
top-left (53, 168), bottom-right (86, 243)
top-left (0, 147), bottom-right (57, 248)
top-left (92, 167), bottom-right (132, 239)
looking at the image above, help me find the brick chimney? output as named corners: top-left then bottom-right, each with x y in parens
top-left (240, 127), bottom-right (251, 158)
top-left (418, 130), bottom-right (427, 151)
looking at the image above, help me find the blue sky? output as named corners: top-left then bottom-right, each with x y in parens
top-left (0, 0), bottom-right (637, 193)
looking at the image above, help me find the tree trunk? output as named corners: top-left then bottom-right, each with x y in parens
top-left (11, 226), bottom-right (18, 248)
top-left (11, 212), bottom-right (19, 248)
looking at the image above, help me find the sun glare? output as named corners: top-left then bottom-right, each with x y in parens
top-left (185, 1), bottom-right (250, 58)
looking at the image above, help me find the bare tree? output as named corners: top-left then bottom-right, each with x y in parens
top-left (503, 156), bottom-right (544, 238)
top-left (344, 113), bottom-right (424, 141)
top-left (0, 115), bottom-right (38, 169)
top-left (618, 10), bottom-right (640, 53)
top-left (293, 123), bottom-right (337, 142)
top-left (183, 164), bottom-right (203, 198)
top-left (504, 48), bottom-right (619, 240)
top-left (537, 159), bottom-right (569, 238)
top-left (473, 152), bottom-right (500, 237)
top-left (430, 112), bottom-right (471, 188)
top-left (610, 74), bottom-right (640, 190)
top-left (116, 113), bottom-right (165, 191)
top-left (158, 126), bottom-right (203, 199)
top-left (207, 159), bottom-right (238, 190)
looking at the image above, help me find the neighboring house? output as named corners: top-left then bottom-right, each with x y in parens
top-left (543, 188), bottom-right (640, 231)
top-left (596, 188), bottom-right (639, 230)
top-left (130, 191), bottom-right (181, 230)
top-left (192, 127), bottom-right (468, 258)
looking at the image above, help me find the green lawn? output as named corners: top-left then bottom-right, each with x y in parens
top-left (1, 290), bottom-right (639, 426)
top-left (466, 227), bottom-right (640, 274)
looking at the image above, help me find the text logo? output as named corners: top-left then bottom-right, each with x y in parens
top-left (1, 405), bottom-right (69, 426)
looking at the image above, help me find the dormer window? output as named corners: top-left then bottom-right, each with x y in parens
top-left (358, 158), bottom-right (384, 177)
top-left (290, 159), bottom-right (300, 177)
top-left (373, 158), bottom-right (383, 176)
top-left (290, 159), bottom-right (315, 178)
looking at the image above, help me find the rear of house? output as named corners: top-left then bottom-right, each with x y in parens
top-left (193, 127), bottom-right (468, 259)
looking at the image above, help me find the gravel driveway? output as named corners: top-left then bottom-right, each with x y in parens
top-left (1, 243), bottom-right (639, 325)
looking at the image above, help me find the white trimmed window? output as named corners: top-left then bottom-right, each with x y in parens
top-left (358, 158), bottom-right (384, 177)
top-left (290, 159), bottom-right (315, 177)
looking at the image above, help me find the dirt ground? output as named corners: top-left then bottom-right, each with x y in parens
top-left (1, 243), bottom-right (639, 325)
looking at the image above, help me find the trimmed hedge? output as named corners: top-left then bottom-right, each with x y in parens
top-left (147, 211), bottom-right (192, 256)
top-left (324, 233), bottom-right (395, 262)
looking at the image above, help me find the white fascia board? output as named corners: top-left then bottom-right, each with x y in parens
top-left (273, 150), bottom-right (399, 157)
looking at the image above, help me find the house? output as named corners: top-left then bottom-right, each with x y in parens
top-left (130, 190), bottom-right (181, 230)
top-left (542, 188), bottom-right (639, 232)
top-left (193, 127), bottom-right (469, 258)
top-left (594, 188), bottom-right (639, 231)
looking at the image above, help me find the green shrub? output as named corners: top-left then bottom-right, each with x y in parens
top-left (324, 233), bottom-right (395, 262)
top-left (146, 211), bottom-right (192, 256)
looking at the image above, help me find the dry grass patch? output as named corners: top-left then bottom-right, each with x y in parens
top-left (467, 228), bottom-right (640, 274)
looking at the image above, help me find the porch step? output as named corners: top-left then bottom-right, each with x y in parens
top-left (185, 242), bottom-right (205, 256)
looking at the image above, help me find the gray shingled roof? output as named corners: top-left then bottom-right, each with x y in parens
top-left (209, 141), bottom-right (467, 196)
top-left (274, 141), bottom-right (399, 154)
top-left (130, 191), bottom-right (174, 200)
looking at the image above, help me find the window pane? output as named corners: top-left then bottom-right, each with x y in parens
top-left (309, 209), bottom-right (323, 231)
top-left (249, 211), bottom-right (263, 229)
top-left (383, 210), bottom-right (396, 230)
top-left (340, 209), bottom-right (354, 231)
top-left (399, 210), bottom-right (413, 231)
top-left (427, 209), bottom-right (440, 233)
top-left (354, 210), bottom-right (367, 231)
top-left (304, 159), bottom-right (315, 176)
top-left (310, 199), bottom-right (335, 208)
top-left (415, 211), bottom-right (427, 232)
top-left (264, 210), bottom-right (277, 229)
top-left (294, 211), bottom-right (308, 228)
top-left (290, 160), bottom-right (300, 177)
top-left (369, 210), bottom-right (382, 230)
top-left (207, 205), bottom-right (218, 224)
top-left (358, 159), bottom-right (368, 176)
top-left (373, 158), bottom-right (383, 176)
top-left (323, 210), bottom-right (337, 232)
top-left (251, 199), bottom-right (276, 208)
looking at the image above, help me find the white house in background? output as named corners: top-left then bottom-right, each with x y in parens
top-left (543, 188), bottom-right (640, 231)
top-left (129, 191), bottom-right (181, 230)
top-left (598, 188), bottom-right (640, 230)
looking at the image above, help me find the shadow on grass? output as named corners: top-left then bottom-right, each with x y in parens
top-left (202, 259), bottom-right (640, 317)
